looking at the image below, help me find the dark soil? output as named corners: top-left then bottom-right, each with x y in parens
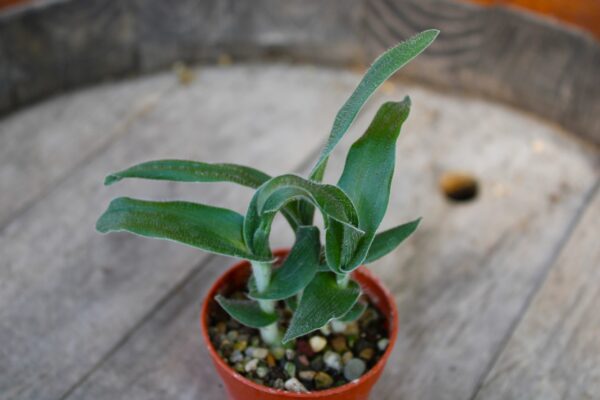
top-left (208, 293), bottom-right (389, 392)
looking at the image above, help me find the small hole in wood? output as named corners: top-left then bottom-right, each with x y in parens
top-left (440, 172), bottom-right (478, 202)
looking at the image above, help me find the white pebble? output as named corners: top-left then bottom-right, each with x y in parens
top-left (343, 358), bottom-right (366, 381)
top-left (252, 348), bottom-right (269, 359)
top-left (284, 378), bottom-right (308, 393)
top-left (377, 338), bottom-right (390, 351)
top-left (244, 358), bottom-right (259, 373)
top-left (309, 335), bottom-right (327, 353)
top-left (324, 350), bottom-right (342, 372)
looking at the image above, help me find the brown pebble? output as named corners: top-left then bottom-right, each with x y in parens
top-left (314, 371), bottom-right (334, 389)
top-left (359, 347), bottom-right (375, 361)
top-left (439, 172), bottom-right (478, 201)
top-left (330, 335), bottom-right (348, 353)
top-left (266, 354), bottom-right (276, 368)
top-left (216, 321), bottom-right (227, 334)
top-left (342, 351), bottom-right (353, 364)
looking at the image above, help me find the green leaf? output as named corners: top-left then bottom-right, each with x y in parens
top-left (104, 159), bottom-right (271, 188)
top-left (249, 226), bottom-right (320, 300)
top-left (96, 197), bottom-right (268, 261)
top-left (308, 29), bottom-right (439, 181)
top-left (334, 99), bottom-right (412, 272)
top-left (243, 174), bottom-right (364, 257)
top-left (339, 300), bottom-right (367, 322)
top-left (286, 296), bottom-right (298, 312)
top-left (103, 159), bottom-right (302, 231)
top-left (365, 218), bottom-right (421, 263)
top-left (283, 272), bottom-right (361, 343)
top-left (215, 296), bottom-right (277, 328)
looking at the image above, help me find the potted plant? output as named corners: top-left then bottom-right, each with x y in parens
top-left (96, 29), bottom-right (438, 399)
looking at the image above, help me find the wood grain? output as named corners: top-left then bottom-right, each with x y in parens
top-left (0, 74), bottom-right (173, 229)
top-left (363, 0), bottom-right (600, 144)
top-left (43, 68), bottom-right (598, 400)
top-left (0, 65), bottom-right (359, 400)
top-left (474, 188), bottom-right (600, 400)
top-left (1, 0), bottom-right (598, 146)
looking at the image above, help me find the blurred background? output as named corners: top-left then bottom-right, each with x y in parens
top-left (1, 1), bottom-right (598, 400)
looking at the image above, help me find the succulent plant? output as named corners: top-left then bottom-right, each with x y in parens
top-left (96, 29), bottom-right (439, 346)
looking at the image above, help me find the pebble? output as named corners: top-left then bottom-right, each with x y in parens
top-left (229, 350), bottom-right (244, 363)
top-left (314, 371), bottom-right (334, 389)
top-left (342, 351), bottom-right (354, 365)
top-left (272, 347), bottom-right (285, 360)
top-left (273, 378), bottom-right (285, 389)
top-left (284, 378), bottom-right (308, 393)
top-left (244, 358), bottom-right (259, 373)
top-left (298, 370), bottom-right (316, 381)
top-left (215, 321), bottom-right (227, 334)
top-left (284, 362), bottom-right (296, 378)
top-left (234, 362), bottom-right (245, 373)
top-left (251, 336), bottom-right (260, 346)
top-left (285, 349), bottom-right (296, 361)
top-left (226, 330), bottom-right (239, 341)
top-left (377, 338), bottom-right (389, 351)
top-left (359, 347), bottom-right (375, 361)
top-left (319, 324), bottom-right (332, 336)
top-left (309, 336), bottom-right (327, 353)
top-left (256, 366), bottom-right (269, 378)
top-left (310, 355), bottom-right (324, 371)
top-left (233, 340), bottom-right (247, 351)
top-left (331, 335), bottom-right (348, 353)
top-left (252, 348), bottom-right (269, 359)
top-left (298, 355), bottom-right (310, 367)
top-left (323, 351), bottom-right (342, 372)
top-left (266, 354), bottom-right (276, 368)
top-left (344, 322), bottom-right (359, 335)
top-left (343, 358), bottom-right (366, 381)
top-left (330, 320), bottom-right (347, 333)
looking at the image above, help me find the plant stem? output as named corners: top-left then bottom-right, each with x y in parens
top-left (336, 273), bottom-right (350, 288)
top-left (251, 260), bottom-right (281, 345)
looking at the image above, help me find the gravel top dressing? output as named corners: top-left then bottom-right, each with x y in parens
top-left (208, 294), bottom-right (389, 393)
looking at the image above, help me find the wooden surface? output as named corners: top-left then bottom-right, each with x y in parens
top-left (1, 0), bottom-right (599, 145)
top-left (0, 65), bottom-right (598, 400)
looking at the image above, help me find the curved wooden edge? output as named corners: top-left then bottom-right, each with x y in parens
top-left (0, 0), bottom-right (598, 144)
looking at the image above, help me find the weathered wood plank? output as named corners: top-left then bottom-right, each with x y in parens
top-left (0, 74), bottom-right (173, 228)
top-left (63, 72), bottom-right (598, 399)
top-left (363, 0), bottom-right (600, 144)
top-left (474, 188), bottom-right (600, 400)
top-left (0, 65), bottom-right (359, 400)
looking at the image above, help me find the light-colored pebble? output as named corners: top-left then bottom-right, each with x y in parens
top-left (298, 370), bottom-right (316, 381)
top-left (377, 338), bottom-right (389, 351)
top-left (272, 347), bottom-right (285, 360)
top-left (343, 358), bottom-right (366, 381)
top-left (342, 351), bottom-right (354, 364)
top-left (331, 320), bottom-right (347, 333)
top-left (229, 350), bottom-right (244, 363)
top-left (284, 378), bottom-right (308, 393)
top-left (309, 336), bottom-right (327, 353)
top-left (244, 358), bottom-right (259, 373)
top-left (256, 366), bottom-right (269, 378)
top-left (324, 350), bottom-right (342, 372)
top-left (285, 349), bottom-right (296, 360)
top-left (252, 348), bottom-right (269, 359)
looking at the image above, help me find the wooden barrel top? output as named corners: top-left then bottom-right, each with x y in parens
top-left (0, 64), bottom-right (598, 399)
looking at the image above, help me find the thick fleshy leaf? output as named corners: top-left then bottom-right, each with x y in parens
top-left (104, 159), bottom-right (271, 187)
top-left (308, 29), bottom-right (439, 181)
top-left (104, 159), bottom-right (301, 230)
top-left (215, 296), bottom-right (277, 328)
top-left (365, 218), bottom-right (421, 263)
top-left (333, 99), bottom-right (411, 272)
top-left (249, 226), bottom-right (320, 300)
top-left (282, 272), bottom-right (361, 343)
top-left (96, 197), bottom-right (268, 261)
top-left (244, 174), bottom-right (364, 257)
top-left (339, 300), bottom-right (367, 322)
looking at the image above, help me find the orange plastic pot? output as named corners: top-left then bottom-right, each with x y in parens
top-left (200, 249), bottom-right (399, 400)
